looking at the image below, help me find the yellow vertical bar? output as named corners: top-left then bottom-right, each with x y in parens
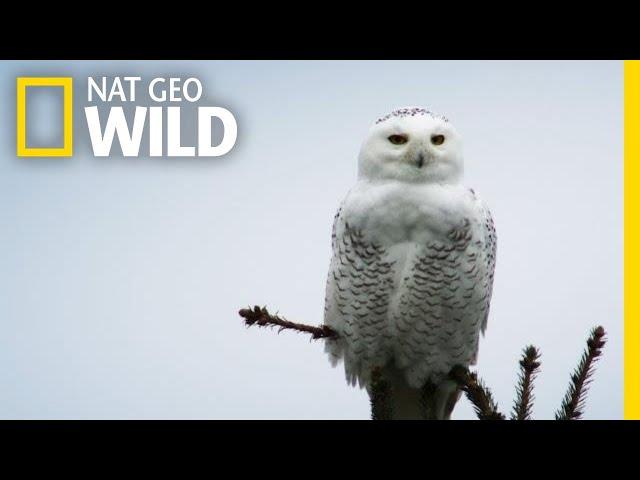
top-left (625, 60), bottom-right (640, 419)
top-left (63, 78), bottom-right (73, 156)
top-left (16, 78), bottom-right (26, 156)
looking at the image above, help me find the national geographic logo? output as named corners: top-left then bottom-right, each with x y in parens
top-left (17, 77), bottom-right (73, 157)
top-left (16, 76), bottom-right (238, 158)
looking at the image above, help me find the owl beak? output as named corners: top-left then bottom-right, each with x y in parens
top-left (416, 153), bottom-right (425, 169)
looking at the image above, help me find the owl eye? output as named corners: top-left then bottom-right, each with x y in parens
top-left (388, 134), bottom-right (408, 145)
top-left (431, 134), bottom-right (445, 146)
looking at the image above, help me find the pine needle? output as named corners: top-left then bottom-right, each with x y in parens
top-left (238, 306), bottom-right (339, 340)
top-left (555, 326), bottom-right (606, 420)
top-left (450, 366), bottom-right (505, 420)
top-left (370, 368), bottom-right (393, 420)
top-left (511, 345), bottom-right (541, 420)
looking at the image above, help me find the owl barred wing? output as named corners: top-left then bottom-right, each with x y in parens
top-left (392, 218), bottom-right (488, 386)
top-left (323, 205), bottom-right (395, 387)
top-left (478, 198), bottom-right (496, 334)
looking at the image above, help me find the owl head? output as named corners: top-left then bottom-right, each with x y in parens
top-left (358, 107), bottom-right (463, 184)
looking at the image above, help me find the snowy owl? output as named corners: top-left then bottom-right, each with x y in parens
top-left (323, 107), bottom-right (496, 420)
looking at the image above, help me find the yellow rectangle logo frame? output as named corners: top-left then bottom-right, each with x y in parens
top-left (16, 77), bottom-right (73, 157)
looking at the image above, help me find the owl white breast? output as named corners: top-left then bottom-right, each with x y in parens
top-left (323, 107), bottom-right (496, 390)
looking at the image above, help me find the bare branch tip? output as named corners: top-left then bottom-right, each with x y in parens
top-left (237, 304), bottom-right (339, 340)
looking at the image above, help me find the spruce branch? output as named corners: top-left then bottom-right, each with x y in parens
top-left (511, 345), bottom-right (541, 420)
top-left (450, 365), bottom-right (505, 420)
top-left (238, 306), bottom-right (339, 340)
top-left (370, 368), bottom-right (393, 420)
top-left (555, 326), bottom-right (607, 420)
top-left (238, 304), bottom-right (607, 421)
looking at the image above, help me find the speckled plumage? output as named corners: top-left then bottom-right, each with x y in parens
top-left (323, 108), bottom-right (496, 419)
top-left (375, 106), bottom-right (449, 125)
